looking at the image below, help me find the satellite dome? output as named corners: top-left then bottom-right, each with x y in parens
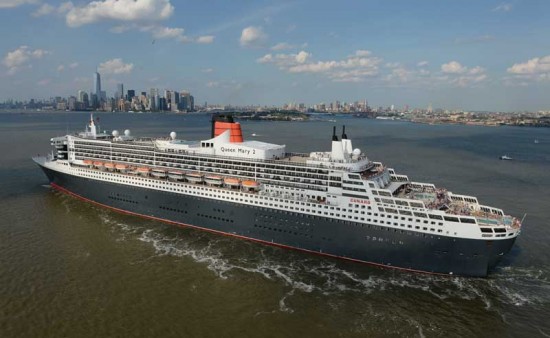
top-left (170, 131), bottom-right (177, 140)
top-left (124, 129), bottom-right (131, 136)
top-left (112, 130), bottom-right (119, 137)
top-left (352, 148), bottom-right (361, 156)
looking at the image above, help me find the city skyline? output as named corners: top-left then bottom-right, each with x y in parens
top-left (1, 0), bottom-right (550, 111)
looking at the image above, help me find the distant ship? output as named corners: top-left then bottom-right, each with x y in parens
top-left (33, 114), bottom-right (522, 277)
top-left (534, 139), bottom-right (539, 144)
top-left (499, 155), bottom-right (513, 160)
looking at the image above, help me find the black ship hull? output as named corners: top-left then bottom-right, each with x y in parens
top-left (38, 165), bottom-right (516, 277)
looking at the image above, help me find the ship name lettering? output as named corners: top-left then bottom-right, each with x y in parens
top-left (350, 198), bottom-right (370, 205)
top-left (220, 146), bottom-right (251, 155)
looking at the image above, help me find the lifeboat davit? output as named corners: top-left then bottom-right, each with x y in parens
top-left (186, 172), bottom-right (203, 183)
top-left (242, 180), bottom-right (259, 191)
top-left (151, 168), bottom-right (167, 178)
top-left (104, 162), bottom-right (116, 171)
top-left (93, 161), bottom-right (104, 169)
top-left (137, 167), bottom-right (150, 176)
top-left (204, 175), bottom-right (223, 186)
top-left (167, 170), bottom-right (184, 180)
top-left (224, 177), bottom-right (240, 188)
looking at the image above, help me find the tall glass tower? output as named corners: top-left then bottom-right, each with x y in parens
top-left (93, 72), bottom-right (101, 97)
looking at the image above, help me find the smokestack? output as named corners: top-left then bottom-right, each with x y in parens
top-left (342, 125), bottom-right (347, 139)
top-left (332, 126), bottom-right (338, 141)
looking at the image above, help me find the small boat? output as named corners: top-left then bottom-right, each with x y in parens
top-left (104, 162), bottom-right (116, 171)
top-left (241, 180), bottom-right (259, 191)
top-left (204, 175), bottom-right (223, 186)
top-left (137, 167), bottom-right (151, 176)
top-left (224, 177), bottom-right (240, 188)
top-left (534, 139), bottom-right (539, 144)
top-left (115, 163), bottom-right (128, 172)
top-left (93, 161), bottom-right (104, 169)
top-left (499, 155), bottom-right (513, 160)
top-left (167, 170), bottom-right (185, 180)
top-left (151, 168), bottom-right (167, 178)
top-left (186, 172), bottom-right (203, 183)
top-left (83, 159), bottom-right (93, 166)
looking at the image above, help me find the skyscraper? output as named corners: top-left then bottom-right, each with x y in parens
top-left (116, 83), bottom-right (124, 100)
top-left (93, 71), bottom-right (101, 98)
top-left (127, 90), bottom-right (135, 101)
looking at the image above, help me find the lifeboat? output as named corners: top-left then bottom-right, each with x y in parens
top-left (115, 164), bottom-right (128, 172)
top-left (242, 180), bottom-right (259, 191)
top-left (93, 161), bottom-right (104, 170)
top-left (204, 175), bottom-right (223, 186)
top-left (167, 170), bottom-right (184, 181)
top-left (137, 167), bottom-right (150, 176)
top-left (186, 172), bottom-right (203, 183)
top-left (83, 159), bottom-right (93, 166)
top-left (224, 177), bottom-right (240, 188)
top-left (151, 168), bottom-right (167, 178)
top-left (104, 162), bottom-right (116, 171)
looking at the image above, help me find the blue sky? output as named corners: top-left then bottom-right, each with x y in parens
top-left (1, 0), bottom-right (550, 111)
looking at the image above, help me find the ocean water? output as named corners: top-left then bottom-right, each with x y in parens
top-left (0, 111), bottom-right (549, 337)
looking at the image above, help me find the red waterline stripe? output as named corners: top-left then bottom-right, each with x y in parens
top-left (49, 182), bottom-right (450, 277)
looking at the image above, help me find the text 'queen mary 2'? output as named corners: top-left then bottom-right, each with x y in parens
top-left (34, 114), bottom-right (522, 277)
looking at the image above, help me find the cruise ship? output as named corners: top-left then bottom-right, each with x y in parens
top-left (33, 114), bottom-right (522, 277)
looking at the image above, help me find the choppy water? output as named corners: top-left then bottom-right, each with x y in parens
top-left (1, 111), bottom-right (549, 337)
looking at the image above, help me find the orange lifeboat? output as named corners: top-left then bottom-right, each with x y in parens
top-left (204, 175), bottom-right (223, 186)
top-left (186, 172), bottom-right (203, 183)
top-left (241, 180), bottom-right (259, 190)
top-left (104, 162), bottom-right (115, 171)
top-left (93, 161), bottom-right (104, 169)
top-left (115, 163), bottom-right (128, 172)
top-left (168, 170), bottom-right (184, 180)
top-left (137, 167), bottom-right (150, 176)
top-left (83, 159), bottom-right (93, 166)
top-left (151, 168), bottom-right (167, 178)
top-left (224, 177), bottom-right (240, 188)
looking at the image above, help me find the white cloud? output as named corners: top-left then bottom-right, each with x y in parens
top-left (507, 56), bottom-right (550, 75)
top-left (57, 1), bottom-right (73, 13)
top-left (0, 0), bottom-right (37, 8)
top-left (258, 49), bottom-right (381, 82)
top-left (354, 50), bottom-right (371, 57)
top-left (202, 68), bottom-right (214, 73)
top-left (440, 61), bottom-right (487, 87)
top-left (240, 26), bottom-right (267, 47)
top-left (2, 45), bottom-right (50, 75)
top-left (31, 3), bottom-right (55, 17)
top-left (417, 61), bottom-right (429, 67)
top-left (492, 3), bottom-right (512, 12)
top-left (57, 65), bottom-right (65, 72)
top-left (441, 61), bottom-right (468, 74)
top-left (385, 62), bottom-right (401, 68)
top-left (506, 56), bottom-right (550, 83)
top-left (196, 35), bottom-right (214, 44)
top-left (271, 42), bottom-right (293, 51)
top-left (146, 26), bottom-right (184, 39)
top-left (206, 81), bottom-right (220, 88)
top-left (69, 62), bottom-right (79, 69)
top-left (65, 0), bottom-right (174, 27)
top-left (98, 58), bottom-right (134, 74)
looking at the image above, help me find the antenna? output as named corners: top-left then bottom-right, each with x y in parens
top-left (342, 125), bottom-right (347, 139)
top-left (332, 126), bottom-right (338, 141)
top-left (521, 213), bottom-right (527, 223)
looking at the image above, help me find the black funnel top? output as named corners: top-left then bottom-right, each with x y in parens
top-left (342, 125), bottom-right (347, 139)
top-left (332, 126), bottom-right (338, 141)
